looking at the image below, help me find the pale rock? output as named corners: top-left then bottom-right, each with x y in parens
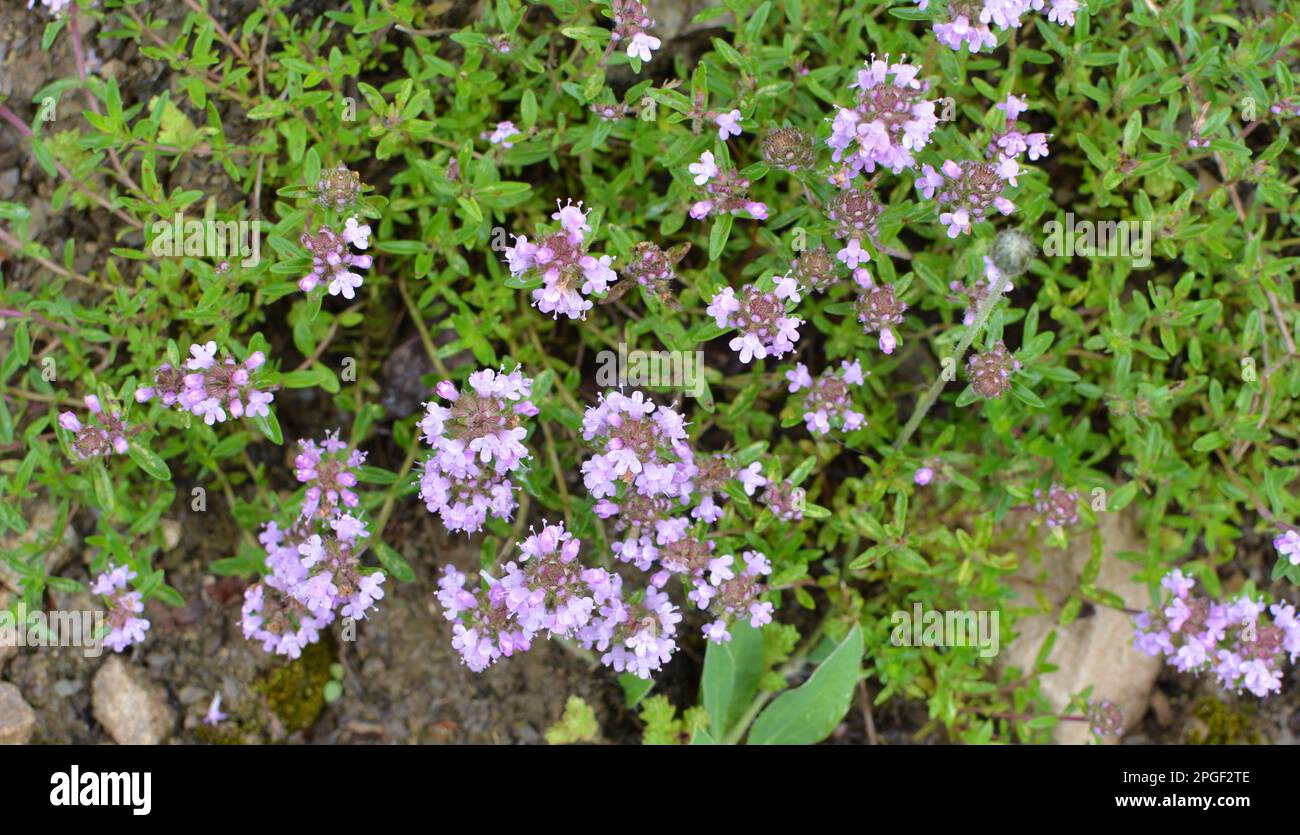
top-left (160, 518), bottom-right (182, 551)
top-left (0, 682), bottom-right (35, 744)
top-left (1000, 508), bottom-right (1160, 743)
top-left (92, 656), bottom-right (175, 745)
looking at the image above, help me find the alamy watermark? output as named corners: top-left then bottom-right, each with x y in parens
top-left (890, 603), bottom-right (1000, 658)
top-left (595, 343), bottom-right (706, 398)
top-left (148, 212), bottom-right (262, 267)
top-left (0, 604), bottom-right (106, 658)
top-left (1042, 212), bottom-right (1153, 269)
top-left (50, 766), bottom-right (151, 816)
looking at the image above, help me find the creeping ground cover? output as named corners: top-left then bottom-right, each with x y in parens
top-left (1, 0), bottom-right (1300, 745)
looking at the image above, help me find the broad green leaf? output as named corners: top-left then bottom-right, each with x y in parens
top-left (748, 624), bottom-right (862, 745)
top-left (701, 620), bottom-right (764, 739)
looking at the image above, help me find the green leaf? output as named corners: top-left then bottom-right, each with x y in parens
top-left (373, 542), bottom-right (415, 583)
top-left (128, 440), bottom-right (172, 481)
top-left (252, 410), bottom-right (283, 445)
top-left (1193, 431), bottom-right (1226, 453)
top-left (619, 673), bottom-right (655, 708)
top-left (701, 620), bottom-right (764, 739)
top-left (91, 461), bottom-right (116, 513)
top-left (1011, 382), bottom-right (1045, 408)
top-left (709, 214), bottom-right (733, 261)
top-left (747, 625), bottom-right (862, 744)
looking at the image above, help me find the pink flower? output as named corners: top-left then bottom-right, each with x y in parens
top-left (689, 151), bottom-right (718, 185)
top-left (826, 55), bottom-right (938, 178)
top-left (299, 223), bottom-right (373, 297)
top-left (791, 359), bottom-right (870, 436)
top-left (610, 0), bottom-right (660, 72)
top-left (627, 31), bottom-right (661, 62)
top-left (92, 563), bottom-right (151, 653)
top-left (710, 283), bottom-right (803, 364)
top-left (715, 109), bottom-right (743, 140)
top-left (1275, 530), bottom-right (1300, 565)
top-left (505, 199), bottom-right (619, 320)
top-left (483, 120), bottom-right (521, 147)
top-left (203, 694), bottom-right (228, 726)
top-left (418, 366), bottom-right (536, 534)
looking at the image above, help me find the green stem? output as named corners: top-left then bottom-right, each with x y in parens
top-left (892, 264), bottom-right (1014, 452)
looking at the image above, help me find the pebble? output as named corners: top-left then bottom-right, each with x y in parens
top-left (92, 656), bottom-right (175, 745)
top-left (0, 682), bottom-right (35, 745)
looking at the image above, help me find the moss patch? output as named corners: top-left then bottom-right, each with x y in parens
top-left (253, 639), bottom-right (334, 734)
top-left (1186, 696), bottom-right (1260, 745)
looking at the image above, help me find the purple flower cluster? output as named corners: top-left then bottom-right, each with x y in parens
top-left (691, 454), bottom-right (768, 524)
top-left (1034, 484), bottom-right (1079, 528)
top-left (790, 246), bottom-right (840, 293)
top-left (707, 277), bottom-right (803, 363)
top-left (990, 94), bottom-right (1051, 164)
top-left (786, 359), bottom-right (869, 436)
top-left (967, 340), bottom-right (1020, 398)
top-left (762, 127), bottom-right (816, 172)
top-left (687, 152), bottom-right (768, 220)
top-left (137, 342), bottom-right (275, 426)
top-left (916, 158), bottom-right (1017, 238)
top-left (582, 391), bottom-right (695, 569)
top-left (916, 0), bottom-right (1078, 54)
top-left (505, 200), bottom-right (618, 319)
top-left (417, 367), bottom-right (537, 534)
top-left (826, 187), bottom-right (884, 270)
top-left (315, 163), bottom-right (363, 211)
top-left (914, 94), bottom-right (1044, 238)
top-left (1134, 570), bottom-right (1300, 698)
top-left (580, 391), bottom-right (778, 646)
top-left (826, 55), bottom-right (938, 180)
top-left (437, 522), bottom-right (683, 678)
top-left (433, 375), bottom-right (782, 677)
top-left (436, 566), bottom-right (532, 672)
top-left (761, 478), bottom-right (805, 522)
top-left (1271, 98), bottom-right (1300, 118)
top-left (241, 512), bottom-right (383, 658)
top-left (298, 218), bottom-right (372, 299)
top-left (294, 429), bottom-right (366, 520)
top-left (695, 550), bottom-right (775, 643)
top-left (619, 240), bottom-right (688, 308)
top-left (950, 258), bottom-right (1014, 326)
top-left (855, 281), bottom-right (908, 354)
top-left (92, 564), bottom-right (150, 653)
top-left (59, 395), bottom-right (132, 459)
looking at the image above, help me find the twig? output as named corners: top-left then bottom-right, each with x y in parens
top-left (397, 277), bottom-right (451, 378)
top-left (892, 263), bottom-right (1013, 451)
top-left (0, 103), bottom-right (143, 229)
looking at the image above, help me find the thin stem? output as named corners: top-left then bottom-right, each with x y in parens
top-left (397, 277), bottom-right (452, 379)
top-left (70, 6), bottom-right (143, 197)
top-left (892, 265), bottom-right (1013, 451)
top-left (0, 309), bottom-right (75, 333)
top-left (181, 0), bottom-right (251, 64)
top-left (0, 103), bottom-right (143, 229)
top-left (0, 228), bottom-right (106, 290)
top-left (363, 433), bottom-right (421, 555)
